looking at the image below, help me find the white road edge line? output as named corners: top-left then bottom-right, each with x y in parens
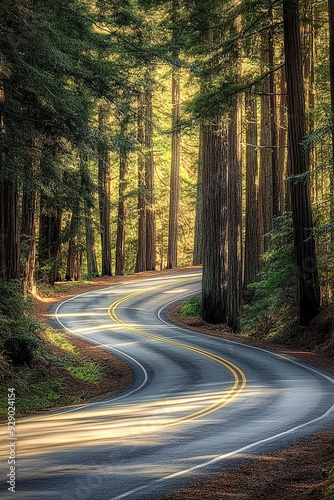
top-left (109, 400), bottom-right (334, 500)
top-left (157, 293), bottom-right (334, 384)
top-left (4, 272), bottom-right (201, 425)
top-left (107, 285), bottom-right (334, 500)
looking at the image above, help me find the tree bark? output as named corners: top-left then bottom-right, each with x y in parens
top-left (0, 76), bottom-right (20, 281)
top-left (258, 35), bottom-right (273, 253)
top-left (21, 143), bottom-right (38, 292)
top-left (283, 0), bottom-right (320, 324)
top-left (0, 67), bottom-right (5, 279)
top-left (98, 105), bottom-right (112, 276)
top-left (226, 97), bottom-right (242, 330)
top-left (244, 93), bottom-right (260, 289)
top-left (85, 208), bottom-right (98, 277)
top-left (202, 118), bottom-right (226, 324)
top-left (328, 0), bottom-right (334, 218)
top-left (80, 154), bottom-right (99, 277)
top-left (115, 117), bottom-right (129, 276)
top-left (2, 180), bottom-right (20, 281)
top-left (39, 194), bottom-right (62, 285)
top-left (167, 71), bottom-right (180, 269)
top-left (65, 208), bottom-right (82, 281)
top-left (145, 91), bottom-right (156, 271)
top-left (193, 123), bottom-right (204, 266)
top-left (269, 7), bottom-right (279, 217)
top-left (278, 66), bottom-right (287, 212)
top-left (135, 94), bottom-right (147, 273)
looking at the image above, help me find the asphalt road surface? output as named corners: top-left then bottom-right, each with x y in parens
top-left (1, 271), bottom-right (334, 499)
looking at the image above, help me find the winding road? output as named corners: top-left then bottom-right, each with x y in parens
top-left (1, 271), bottom-right (334, 499)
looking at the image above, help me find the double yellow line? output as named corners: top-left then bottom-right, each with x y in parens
top-left (108, 280), bottom-right (247, 428)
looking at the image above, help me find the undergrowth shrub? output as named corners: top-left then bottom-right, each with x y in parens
top-left (323, 438), bottom-right (334, 499)
top-left (180, 297), bottom-right (201, 316)
top-left (241, 214), bottom-right (298, 340)
top-left (67, 363), bottom-right (101, 383)
top-left (0, 280), bottom-right (42, 366)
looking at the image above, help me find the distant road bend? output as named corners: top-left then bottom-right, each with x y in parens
top-left (2, 271), bottom-right (334, 499)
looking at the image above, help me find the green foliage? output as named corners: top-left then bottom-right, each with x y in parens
top-left (0, 280), bottom-right (42, 366)
top-left (67, 363), bottom-right (101, 384)
top-left (37, 281), bottom-right (81, 298)
top-left (0, 368), bottom-right (66, 419)
top-left (2, 319), bottom-right (42, 366)
top-left (33, 378), bottom-right (63, 402)
top-left (240, 215), bottom-right (298, 339)
top-left (323, 438), bottom-right (334, 499)
top-left (181, 296), bottom-right (201, 316)
top-left (44, 328), bottom-right (102, 383)
top-left (45, 329), bottom-right (76, 353)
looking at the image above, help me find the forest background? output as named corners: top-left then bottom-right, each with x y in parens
top-left (1, 0), bottom-right (334, 422)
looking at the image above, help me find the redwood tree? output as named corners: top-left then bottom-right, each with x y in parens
top-left (167, 68), bottom-right (180, 269)
top-left (193, 124), bottom-right (204, 266)
top-left (145, 90), bottom-right (156, 271)
top-left (115, 113), bottom-right (129, 276)
top-left (98, 105), bottom-right (112, 276)
top-left (283, 0), bottom-right (320, 323)
top-left (21, 141), bottom-right (38, 292)
top-left (244, 93), bottom-right (260, 289)
top-left (202, 118), bottom-right (227, 324)
top-left (135, 94), bottom-right (147, 273)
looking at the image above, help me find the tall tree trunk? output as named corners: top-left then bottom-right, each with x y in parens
top-left (85, 209), bottom-right (98, 277)
top-left (226, 97), bottom-right (242, 330)
top-left (302, 3), bottom-right (316, 204)
top-left (65, 208), bottom-right (82, 281)
top-left (145, 91), bottom-right (156, 271)
top-left (278, 66), bottom-right (287, 212)
top-left (39, 195), bottom-right (62, 285)
top-left (0, 76), bottom-right (20, 281)
top-left (135, 94), bottom-right (147, 273)
top-left (283, 0), bottom-right (320, 324)
top-left (244, 93), bottom-right (260, 289)
top-left (80, 154), bottom-right (99, 277)
top-left (167, 71), bottom-right (180, 269)
top-left (98, 105), bottom-right (112, 276)
top-left (269, 7), bottom-right (279, 217)
top-left (202, 118), bottom-right (226, 324)
top-left (2, 180), bottom-right (20, 281)
top-left (328, 0), bottom-right (334, 219)
top-left (115, 118), bottom-right (129, 276)
top-left (21, 143), bottom-right (38, 292)
top-left (193, 124), bottom-right (204, 265)
top-left (258, 36), bottom-right (273, 253)
top-left (0, 66), bottom-right (5, 279)
top-left (0, 182), bottom-right (4, 279)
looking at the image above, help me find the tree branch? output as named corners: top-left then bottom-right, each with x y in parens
top-left (197, 63), bottom-right (285, 120)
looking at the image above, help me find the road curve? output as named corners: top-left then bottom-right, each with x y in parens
top-left (1, 271), bottom-right (334, 500)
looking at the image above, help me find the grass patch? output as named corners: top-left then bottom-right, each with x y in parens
top-left (323, 438), bottom-right (334, 499)
top-left (44, 328), bottom-right (76, 353)
top-left (67, 363), bottom-right (101, 384)
top-left (37, 281), bottom-right (84, 298)
top-left (42, 329), bottom-right (102, 383)
top-left (180, 297), bottom-right (201, 316)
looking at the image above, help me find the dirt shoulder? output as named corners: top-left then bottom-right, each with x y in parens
top-left (163, 430), bottom-right (332, 500)
top-left (163, 301), bottom-right (334, 499)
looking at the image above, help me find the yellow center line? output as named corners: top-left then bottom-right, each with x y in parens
top-left (107, 279), bottom-right (247, 428)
